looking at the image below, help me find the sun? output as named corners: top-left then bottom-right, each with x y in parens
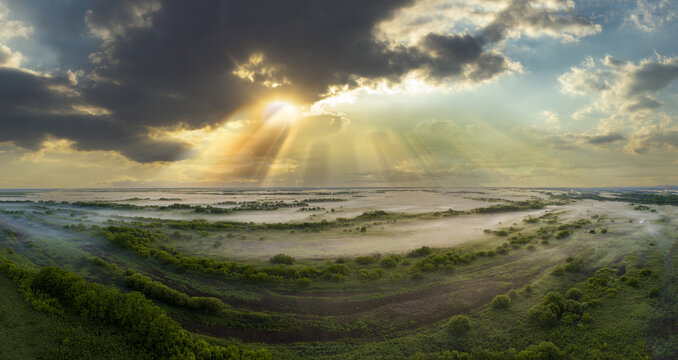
top-left (262, 101), bottom-right (300, 127)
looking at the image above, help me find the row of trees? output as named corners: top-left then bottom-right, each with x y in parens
top-left (0, 260), bottom-right (271, 359)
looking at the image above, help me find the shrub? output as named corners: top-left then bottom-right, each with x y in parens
top-left (565, 288), bottom-right (583, 300)
top-left (323, 264), bottom-right (349, 276)
top-left (491, 294), bottom-right (511, 309)
top-left (648, 287), bottom-right (660, 297)
top-left (296, 277), bottom-right (312, 288)
top-left (601, 229), bottom-right (608, 233)
top-left (639, 268), bottom-right (653, 277)
top-left (581, 312), bottom-right (593, 323)
top-left (446, 315), bottom-right (471, 335)
top-left (187, 296), bottom-right (225, 313)
top-left (380, 256), bottom-right (399, 268)
top-left (408, 246), bottom-right (432, 257)
top-left (495, 247), bottom-right (508, 255)
top-left (555, 230), bottom-right (570, 239)
top-left (355, 256), bottom-right (377, 265)
top-left (528, 304), bottom-right (558, 327)
top-left (527, 245), bottom-right (536, 251)
top-left (517, 341), bottom-right (564, 360)
top-left (335, 257), bottom-right (348, 263)
top-left (299, 267), bottom-right (319, 278)
top-left (124, 273), bottom-right (190, 307)
top-left (269, 253), bottom-right (295, 265)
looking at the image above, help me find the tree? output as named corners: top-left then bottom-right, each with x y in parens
top-left (491, 294), bottom-right (511, 309)
top-left (446, 315), bottom-right (471, 335)
top-left (269, 253), bottom-right (295, 265)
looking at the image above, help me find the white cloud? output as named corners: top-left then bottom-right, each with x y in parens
top-left (85, 0), bottom-right (161, 41)
top-left (376, 0), bottom-right (600, 46)
top-left (626, 0), bottom-right (677, 32)
top-left (0, 2), bottom-right (33, 40)
top-left (558, 54), bottom-right (678, 114)
top-left (0, 44), bottom-right (22, 67)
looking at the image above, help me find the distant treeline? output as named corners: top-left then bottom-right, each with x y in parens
top-left (574, 192), bottom-right (678, 206)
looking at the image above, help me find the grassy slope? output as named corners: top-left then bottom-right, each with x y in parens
top-left (0, 274), bottom-right (152, 360)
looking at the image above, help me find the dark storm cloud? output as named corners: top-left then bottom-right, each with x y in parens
top-left (584, 132), bottom-right (625, 145)
top-left (0, 0), bottom-right (593, 162)
top-left (0, 67), bottom-right (190, 162)
top-left (627, 130), bottom-right (678, 154)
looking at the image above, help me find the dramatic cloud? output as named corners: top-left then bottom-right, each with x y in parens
top-left (0, 1), bottom-right (32, 39)
top-left (0, 0), bottom-right (603, 164)
top-left (0, 67), bottom-right (191, 162)
top-left (625, 127), bottom-right (678, 154)
top-left (583, 132), bottom-right (626, 145)
top-left (559, 54), bottom-right (678, 114)
top-left (85, 0), bottom-right (161, 41)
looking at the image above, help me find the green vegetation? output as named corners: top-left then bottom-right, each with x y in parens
top-left (270, 253), bottom-right (295, 265)
top-left (1, 189), bottom-right (675, 359)
top-left (490, 294), bottom-right (511, 309)
top-left (0, 260), bottom-right (271, 359)
top-left (446, 315), bottom-right (471, 336)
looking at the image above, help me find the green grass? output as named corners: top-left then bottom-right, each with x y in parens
top-left (1, 198), bottom-right (676, 359)
top-left (0, 274), bottom-right (152, 359)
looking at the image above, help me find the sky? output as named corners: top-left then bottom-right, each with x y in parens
top-left (1, 0), bottom-right (677, 188)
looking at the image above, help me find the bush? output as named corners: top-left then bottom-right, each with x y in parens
top-left (124, 273), bottom-right (189, 307)
top-left (528, 304), bottom-right (558, 327)
top-left (380, 256), bottom-right (399, 268)
top-left (648, 287), bottom-right (660, 297)
top-left (187, 296), bottom-right (225, 313)
top-left (296, 277), bottom-right (312, 288)
top-left (491, 294), bottom-right (511, 309)
top-left (496, 247), bottom-right (508, 255)
top-left (555, 230), bottom-right (570, 239)
top-left (446, 315), bottom-right (471, 335)
top-left (408, 246), bottom-right (432, 257)
top-left (323, 264), bottom-right (349, 276)
top-left (269, 253), bottom-right (295, 265)
top-left (626, 278), bottom-right (640, 287)
top-left (517, 341), bottom-right (564, 359)
top-left (565, 288), bottom-right (583, 300)
top-left (355, 256), bottom-right (377, 265)
top-left (358, 268), bottom-right (384, 280)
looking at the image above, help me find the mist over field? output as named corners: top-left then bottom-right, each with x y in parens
top-left (1, 187), bottom-right (678, 359)
top-left (2, 0), bottom-right (678, 359)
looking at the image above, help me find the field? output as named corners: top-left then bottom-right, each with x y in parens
top-left (1, 187), bottom-right (677, 359)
